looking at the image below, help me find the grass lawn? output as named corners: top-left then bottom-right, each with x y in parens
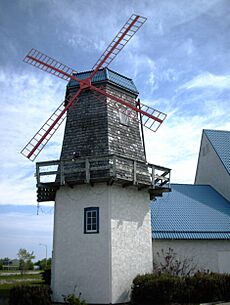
top-left (0, 271), bottom-right (43, 296)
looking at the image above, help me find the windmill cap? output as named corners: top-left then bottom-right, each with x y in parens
top-left (68, 68), bottom-right (139, 95)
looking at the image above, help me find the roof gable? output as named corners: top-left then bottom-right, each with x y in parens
top-left (204, 129), bottom-right (230, 174)
top-left (68, 68), bottom-right (138, 95)
top-left (151, 184), bottom-right (230, 239)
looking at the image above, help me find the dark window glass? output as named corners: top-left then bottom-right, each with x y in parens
top-left (84, 207), bottom-right (99, 234)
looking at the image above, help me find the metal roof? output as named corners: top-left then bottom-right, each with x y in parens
top-left (204, 129), bottom-right (230, 174)
top-left (67, 68), bottom-right (138, 94)
top-left (151, 184), bottom-right (230, 240)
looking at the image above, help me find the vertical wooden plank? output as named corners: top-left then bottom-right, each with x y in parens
top-left (168, 169), bottom-right (171, 187)
top-left (151, 165), bottom-right (155, 188)
top-left (60, 160), bottom-right (65, 185)
top-left (36, 163), bottom-right (40, 184)
top-left (133, 160), bottom-right (137, 185)
top-left (85, 158), bottom-right (90, 183)
top-left (112, 155), bottom-right (116, 177)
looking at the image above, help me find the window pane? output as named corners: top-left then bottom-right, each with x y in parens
top-left (84, 207), bottom-right (99, 233)
top-left (119, 110), bottom-right (129, 126)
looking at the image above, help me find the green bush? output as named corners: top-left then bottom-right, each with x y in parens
top-left (63, 293), bottom-right (87, 305)
top-left (9, 285), bottom-right (51, 305)
top-left (132, 274), bottom-right (182, 304)
top-left (185, 272), bottom-right (230, 303)
top-left (131, 272), bottom-right (230, 305)
top-left (42, 267), bottom-right (51, 285)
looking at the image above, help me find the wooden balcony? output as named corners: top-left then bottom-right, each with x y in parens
top-left (36, 154), bottom-right (171, 202)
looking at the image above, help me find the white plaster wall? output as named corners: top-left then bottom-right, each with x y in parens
top-left (52, 183), bottom-right (153, 304)
top-left (110, 186), bottom-right (153, 303)
top-left (52, 184), bottom-right (111, 304)
top-left (152, 239), bottom-right (230, 273)
top-left (195, 133), bottom-right (230, 201)
top-left (218, 251), bottom-right (230, 273)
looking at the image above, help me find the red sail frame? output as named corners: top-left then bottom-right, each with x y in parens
top-left (21, 14), bottom-right (166, 161)
top-left (90, 14), bottom-right (147, 79)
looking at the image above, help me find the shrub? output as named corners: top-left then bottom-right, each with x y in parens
top-left (153, 247), bottom-right (197, 276)
top-left (42, 267), bottom-right (51, 285)
top-left (132, 273), bottom-right (183, 304)
top-left (63, 293), bottom-right (87, 305)
top-left (185, 272), bottom-right (230, 303)
top-left (9, 285), bottom-right (51, 305)
top-left (131, 272), bottom-right (230, 305)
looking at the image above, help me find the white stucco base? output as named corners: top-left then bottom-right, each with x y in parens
top-left (51, 183), bottom-right (152, 304)
top-left (152, 239), bottom-right (230, 273)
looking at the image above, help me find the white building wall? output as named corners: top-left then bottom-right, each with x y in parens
top-left (152, 239), bottom-right (230, 273)
top-left (110, 186), bottom-right (153, 303)
top-left (52, 184), bottom-right (111, 304)
top-left (195, 133), bottom-right (230, 201)
top-left (218, 251), bottom-right (230, 273)
top-left (52, 183), bottom-right (153, 304)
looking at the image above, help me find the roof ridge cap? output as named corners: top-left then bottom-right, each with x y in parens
top-left (204, 129), bottom-right (230, 133)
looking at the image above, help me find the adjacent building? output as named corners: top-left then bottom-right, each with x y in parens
top-left (195, 129), bottom-right (230, 201)
top-left (151, 183), bottom-right (230, 273)
top-left (152, 129), bottom-right (230, 274)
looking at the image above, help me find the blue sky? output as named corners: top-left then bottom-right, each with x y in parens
top-left (0, 0), bottom-right (230, 260)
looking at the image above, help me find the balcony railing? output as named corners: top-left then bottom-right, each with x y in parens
top-left (36, 154), bottom-right (171, 201)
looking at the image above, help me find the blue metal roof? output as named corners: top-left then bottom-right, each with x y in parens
top-left (151, 184), bottom-right (230, 240)
top-left (204, 129), bottom-right (230, 174)
top-left (67, 68), bottom-right (138, 94)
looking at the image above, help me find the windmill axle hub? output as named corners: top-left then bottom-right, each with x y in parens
top-left (80, 77), bottom-right (91, 90)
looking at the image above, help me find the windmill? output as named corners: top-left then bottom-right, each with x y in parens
top-left (21, 14), bottom-right (166, 162)
top-left (21, 14), bottom-right (171, 304)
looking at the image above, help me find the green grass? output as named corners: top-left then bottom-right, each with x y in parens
top-left (0, 273), bottom-right (41, 281)
top-left (0, 270), bottom-right (19, 274)
top-left (0, 271), bottom-right (44, 296)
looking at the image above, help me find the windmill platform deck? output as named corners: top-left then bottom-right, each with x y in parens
top-left (36, 154), bottom-right (171, 202)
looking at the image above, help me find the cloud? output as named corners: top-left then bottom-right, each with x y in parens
top-left (0, 206), bottom-right (53, 259)
top-left (143, 80), bottom-right (230, 184)
top-left (146, 108), bottom-right (230, 182)
top-left (0, 68), bottom-right (65, 205)
top-left (1, 1), bottom-right (230, 208)
top-left (0, 0), bottom-right (229, 262)
top-left (150, 0), bottom-right (220, 34)
top-left (181, 73), bottom-right (230, 90)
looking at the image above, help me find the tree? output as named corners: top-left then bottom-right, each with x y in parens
top-left (153, 247), bottom-right (198, 276)
top-left (34, 258), bottom-right (51, 270)
top-left (17, 248), bottom-right (35, 275)
top-left (0, 257), bottom-right (10, 270)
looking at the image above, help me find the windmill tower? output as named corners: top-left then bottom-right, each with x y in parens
top-left (21, 15), bottom-right (171, 304)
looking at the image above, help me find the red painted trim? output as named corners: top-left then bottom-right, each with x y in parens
top-left (90, 85), bottom-right (163, 123)
top-left (89, 15), bottom-right (140, 79)
top-left (27, 88), bottom-right (83, 159)
top-left (27, 55), bottom-right (83, 84)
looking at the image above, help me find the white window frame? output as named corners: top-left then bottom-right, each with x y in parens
top-left (84, 207), bottom-right (99, 234)
top-left (119, 109), bottom-right (130, 126)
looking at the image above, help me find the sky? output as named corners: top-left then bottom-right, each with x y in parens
top-left (0, 0), bottom-right (230, 260)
